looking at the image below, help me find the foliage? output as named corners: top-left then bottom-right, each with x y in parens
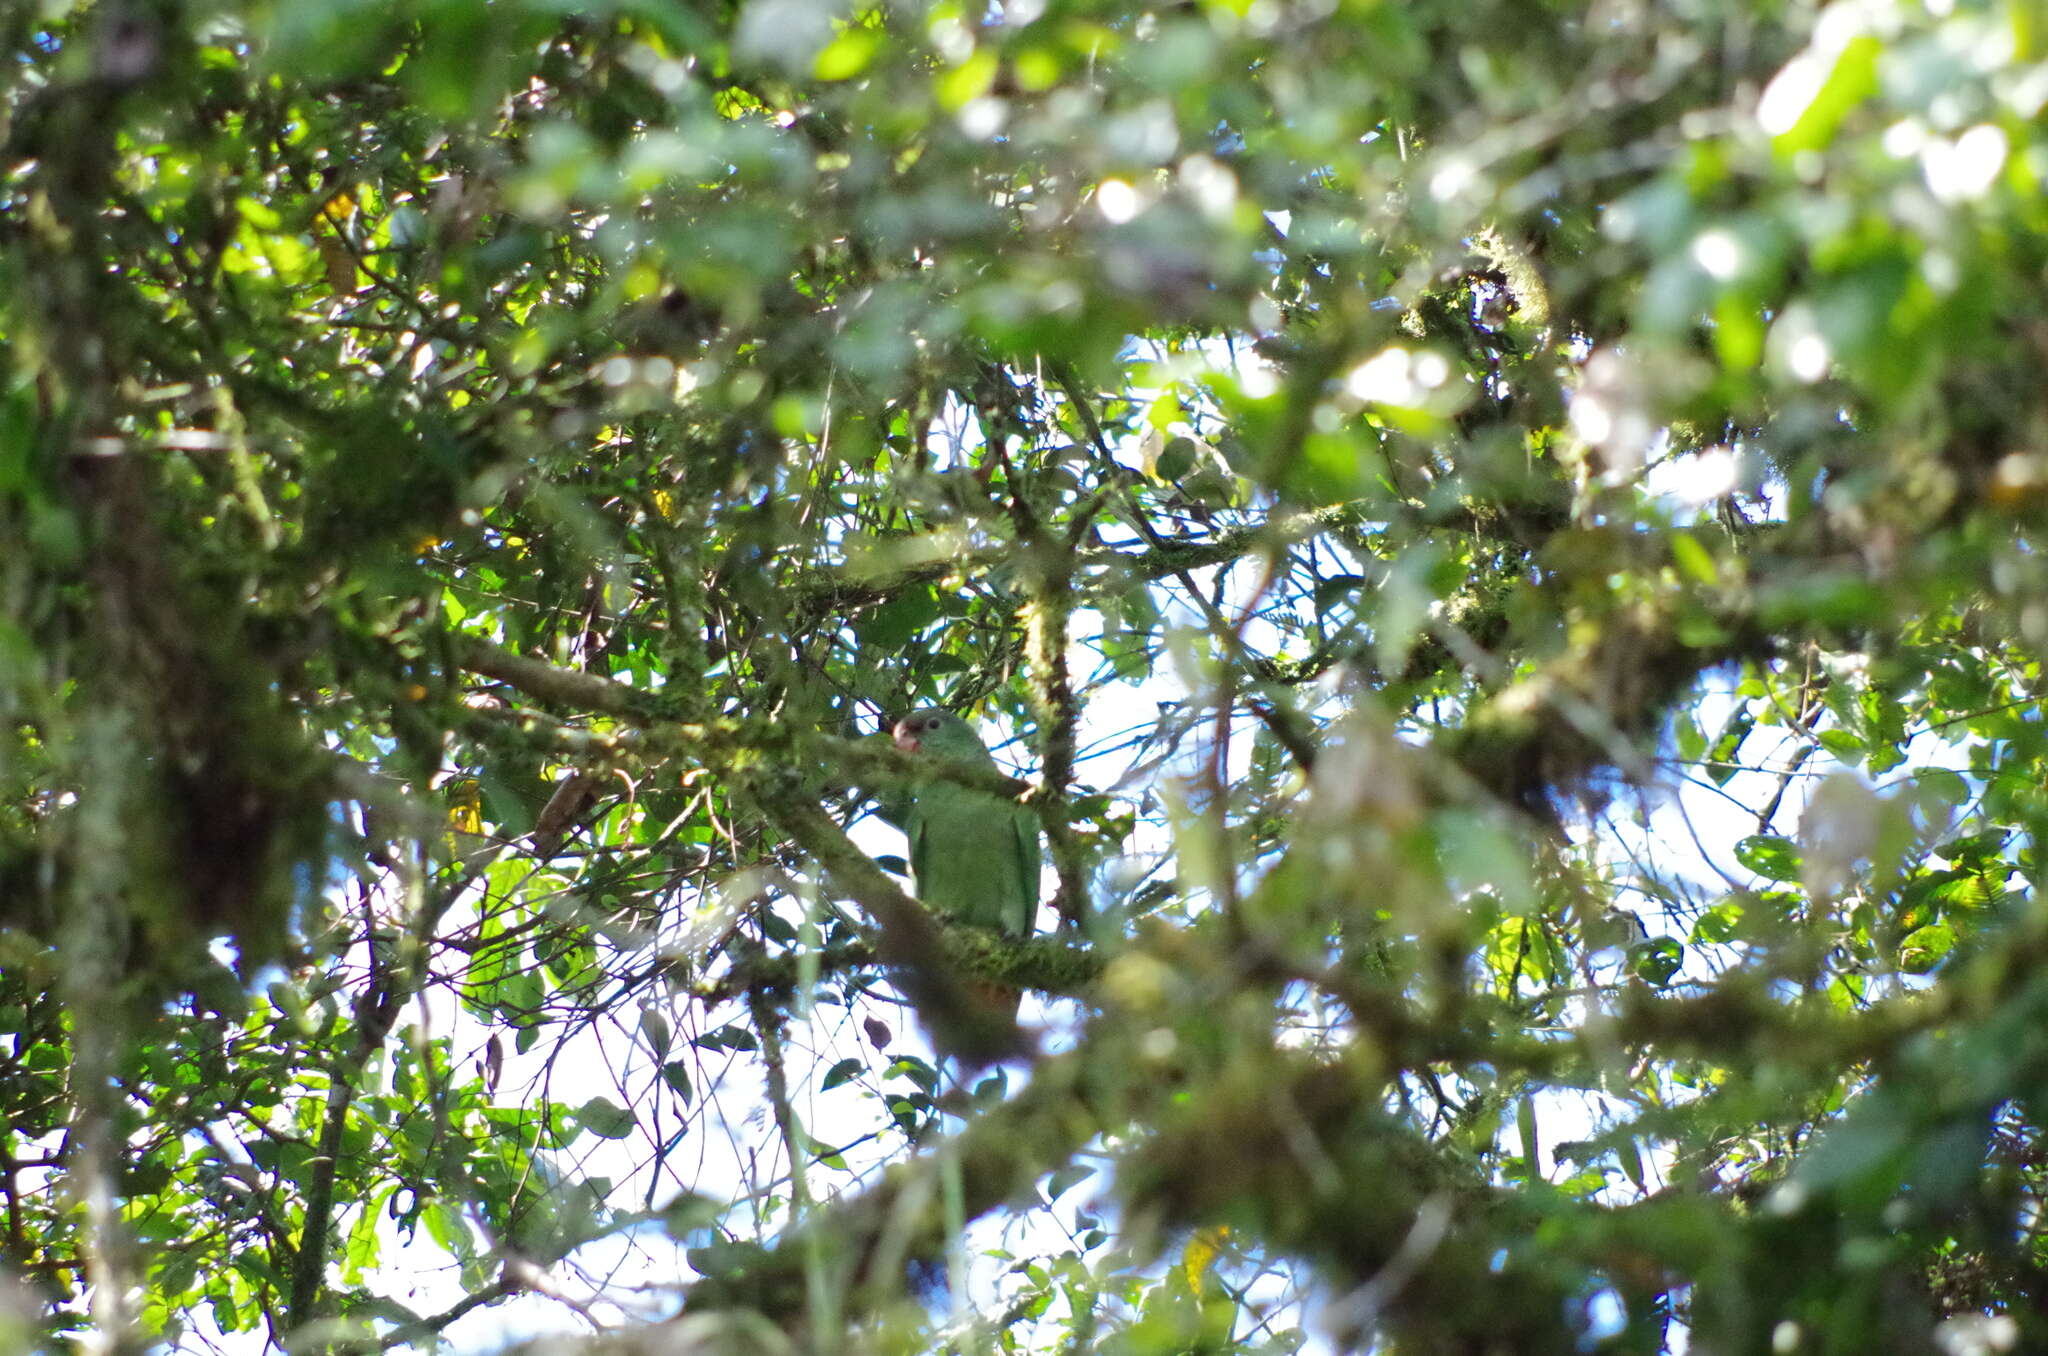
top-left (5, 0), bottom-right (2048, 1352)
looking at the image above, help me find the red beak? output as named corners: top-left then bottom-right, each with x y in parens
top-left (892, 720), bottom-right (919, 753)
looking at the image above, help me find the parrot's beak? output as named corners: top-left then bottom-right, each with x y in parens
top-left (892, 721), bottom-right (919, 753)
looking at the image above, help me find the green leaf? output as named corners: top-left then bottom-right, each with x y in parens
top-left (1939, 831), bottom-right (2007, 863)
top-left (578, 1096), bottom-right (637, 1140)
top-left (1674, 709), bottom-right (1707, 764)
top-left (1762, 34), bottom-right (1880, 155)
top-left (1670, 531), bottom-right (1717, 585)
top-left (696, 1024), bottom-right (759, 1053)
top-left (1757, 573), bottom-right (1890, 630)
top-left (1629, 937), bottom-right (1684, 986)
top-left (886, 1056), bottom-right (939, 1093)
top-left (421, 1200), bottom-right (471, 1259)
top-left (1735, 835), bottom-right (1802, 882)
top-left (813, 27), bottom-right (882, 80)
top-left (639, 1007), bottom-right (672, 1057)
top-left (1708, 708), bottom-right (1755, 784)
top-left (1817, 728), bottom-right (1866, 762)
top-left (861, 586), bottom-right (942, 647)
top-left (1898, 924), bottom-right (1956, 973)
top-left (1045, 1163), bottom-right (1095, 1201)
top-left (1930, 874), bottom-right (1998, 910)
top-left (690, 1237), bottom-right (769, 1281)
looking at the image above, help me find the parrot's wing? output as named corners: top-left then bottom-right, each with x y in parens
top-left (904, 782), bottom-right (1028, 934)
top-left (1007, 805), bottom-right (1041, 936)
top-left (904, 805), bottom-right (933, 892)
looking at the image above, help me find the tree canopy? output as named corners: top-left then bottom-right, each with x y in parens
top-left (6, 0), bottom-right (2048, 1351)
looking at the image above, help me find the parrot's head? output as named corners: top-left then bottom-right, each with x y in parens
top-left (892, 709), bottom-right (991, 764)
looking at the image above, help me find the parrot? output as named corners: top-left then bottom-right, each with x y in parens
top-left (890, 708), bottom-right (1042, 951)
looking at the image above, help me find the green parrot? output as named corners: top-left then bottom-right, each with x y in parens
top-left (890, 709), bottom-right (1042, 943)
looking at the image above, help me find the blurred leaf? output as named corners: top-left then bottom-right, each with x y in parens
top-left (1735, 835), bottom-right (1803, 882)
top-left (578, 1097), bottom-right (637, 1140)
top-left (1630, 937), bottom-right (1684, 986)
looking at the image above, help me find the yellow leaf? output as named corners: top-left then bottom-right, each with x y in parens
top-left (319, 190), bottom-right (358, 226)
top-left (1181, 1224), bottom-right (1230, 1293)
top-left (936, 48), bottom-right (997, 111)
top-left (447, 780), bottom-right (483, 835)
top-left (236, 196), bottom-right (282, 230)
top-left (814, 27), bottom-right (882, 81)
